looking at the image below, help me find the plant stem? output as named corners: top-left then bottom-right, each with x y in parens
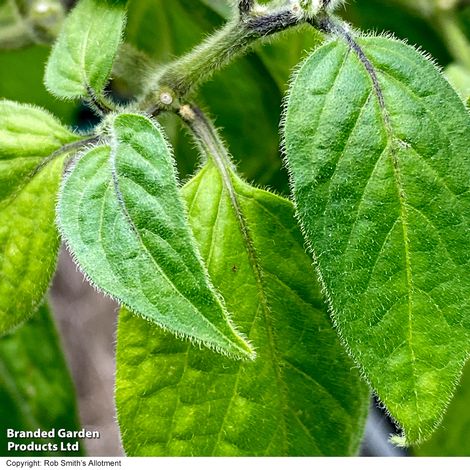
top-left (179, 104), bottom-right (236, 174)
top-left (179, 103), bottom-right (262, 292)
top-left (143, 1), bottom-right (310, 114)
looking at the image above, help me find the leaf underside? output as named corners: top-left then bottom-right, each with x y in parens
top-left (0, 303), bottom-right (82, 456)
top-left (44, 0), bottom-right (127, 99)
top-left (0, 100), bottom-right (78, 334)
top-left (284, 36), bottom-right (470, 445)
top-left (116, 161), bottom-right (369, 456)
top-left (58, 113), bottom-right (253, 359)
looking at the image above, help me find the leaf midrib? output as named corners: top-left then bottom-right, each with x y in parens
top-left (347, 38), bottom-right (420, 421)
top-left (106, 144), bottom-right (243, 354)
top-left (204, 157), bottom-right (292, 454)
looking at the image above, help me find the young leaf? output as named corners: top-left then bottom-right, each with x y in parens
top-left (0, 303), bottom-right (82, 456)
top-left (414, 361), bottom-right (470, 456)
top-left (284, 36), bottom-right (470, 445)
top-left (0, 100), bottom-right (79, 334)
top-left (58, 114), bottom-right (253, 359)
top-left (116, 161), bottom-right (369, 456)
top-left (44, 0), bottom-right (127, 100)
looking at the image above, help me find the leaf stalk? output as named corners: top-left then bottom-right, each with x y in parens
top-left (142, 1), bottom-right (312, 114)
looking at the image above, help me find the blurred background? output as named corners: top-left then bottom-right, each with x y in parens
top-left (2, 0), bottom-right (470, 456)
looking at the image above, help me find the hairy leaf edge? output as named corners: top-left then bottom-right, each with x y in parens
top-left (280, 30), bottom-right (470, 446)
top-left (57, 132), bottom-right (255, 361)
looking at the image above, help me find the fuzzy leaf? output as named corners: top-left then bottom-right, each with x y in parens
top-left (284, 36), bottom-right (470, 445)
top-left (58, 114), bottom-right (253, 359)
top-left (44, 0), bottom-right (126, 100)
top-left (0, 303), bottom-right (82, 456)
top-left (115, 161), bottom-right (369, 456)
top-left (0, 100), bottom-right (78, 334)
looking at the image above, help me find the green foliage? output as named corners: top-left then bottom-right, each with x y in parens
top-left (124, 0), bottom-right (319, 190)
top-left (414, 361), bottom-right (470, 456)
top-left (58, 113), bottom-right (253, 359)
top-left (44, 0), bottom-right (126, 100)
top-left (0, 303), bottom-right (82, 456)
top-left (116, 161), bottom-right (369, 456)
top-left (341, 0), bottom-right (451, 65)
top-left (0, 100), bottom-right (78, 334)
top-left (284, 35), bottom-right (470, 445)
top-left (2, 0), bottom-right (470, 457)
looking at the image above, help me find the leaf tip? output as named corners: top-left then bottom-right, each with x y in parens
top-left (389, 434), bottom-right (408, 448)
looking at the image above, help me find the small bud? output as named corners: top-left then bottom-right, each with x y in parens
top-left (159, 91), bottom-right (173, 106)
top-left (179, 105), bottom-right (195, 121)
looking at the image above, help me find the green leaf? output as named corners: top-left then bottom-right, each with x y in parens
top-left (0, 100), bottom-right (77, 202)
top-left (0, 303), bottom-right (82, 456)
top-left (44, 0), bottom-right (127, 100)
top-left (0, 100), bottom-right (78, 334)
top-left (414, 361), bottom-right (470, 456)
top-left (284, 35), bottom-right (470, 445)
top-left (58, 113), bottom-right (253, 359)
top-left (116, 161), bottom-right (369, 456)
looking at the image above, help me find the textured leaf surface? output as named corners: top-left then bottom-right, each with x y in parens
top-left (58, 114), bottom-right (253, 359)
top-left (414, 361), bottom-right (470, 456)
top-left (284, 36), bottom-right (470, 445)
top-left (0, 100), bottom-right (78, 334)
top-left (45, 0), bottom-right (126, 99)
top-left (116, 161), bottom-right (369, 456)
top-left (0, 303), bottom-right (82, 456)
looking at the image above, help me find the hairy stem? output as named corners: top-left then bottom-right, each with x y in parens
top-left (178, 103), bottom-right (263, 305)
top-left (179, 104), bottom-right (236, 173)
top-left (143, 2), bottom-right (310, 114)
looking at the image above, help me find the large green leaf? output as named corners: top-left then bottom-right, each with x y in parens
top-left (0, 303), bottom-right (82, 456)
top-left (284, 36), bottom-right (470, 445)
top-left (116, 161), bottom-right (369, 456)
top-left (58, 113), bottom-right (253, 359)
top-left (45, 0), bottom-right (127, 100)
top-left (414, 361), bottom-right (470, 456)
top-left (0, 100), bottom-right (78, 334)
